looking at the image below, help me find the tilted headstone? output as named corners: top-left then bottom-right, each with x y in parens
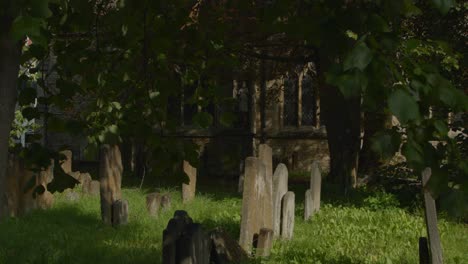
top-left (421, 168), bottom-right (443, 264)
top-left (99, 144), bottom-right (123, 225)
top-left (112, 199), bottom-right (129, 226)
top-left (281, 191), bottom-right (295, 240)
top-left (60, 150), bottom-right (72, 174)
top-left (210, 228), bottom-right (249, 264)
top-left (256, 228), bottom-right (273, 257)
top-left (310, 161), bottom-right (321, 212)
top-left (161, 194), bottom-right (172, 211)
top-left (272, 163), bottom-right (288, 236)
top-left (146, 192), bottom-right (162, 217)
top-left (304, 189), bottom-right (313, 220)
top-left (239, 157), bottom-right (273, 253)
top-left (163, 210), bottom-right (211, 264)
top-left (182, 160), bottom-right (197, 203)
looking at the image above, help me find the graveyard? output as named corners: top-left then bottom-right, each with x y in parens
top-left (1, 1), bottom-right (468, 264)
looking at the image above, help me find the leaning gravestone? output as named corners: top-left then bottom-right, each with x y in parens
top-left (60, 150), bottom-right (72, 174)
top-left (239, 157), bottom-right (273, 253)
top-left (99, 144), bottom-right (123, 225)
top-left (112, 199), bottom-right (129, 227)
top-left (163, 210), bottom-right (211, 264)
top-left (182, 161), bottom-right (197, 203)
top-left (272, 163), bottom-right (288, 236)
top-left (304, 189), bottom-right (313, 220)
top-left (421, 168), bottom-right (443, 264)
top-left (281, 191), bottom-right (295, 240)
top-left (310, 161), bottom-right (321, 213)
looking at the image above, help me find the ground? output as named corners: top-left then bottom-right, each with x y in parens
top-left (0, 183), bottom-right (466, 264)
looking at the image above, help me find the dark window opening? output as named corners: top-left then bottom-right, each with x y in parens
top-left (283, 77), bottom-right (298, 126)
top-left (301, 74), bottom-right (316, 126)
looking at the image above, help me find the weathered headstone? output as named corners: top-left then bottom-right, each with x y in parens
top-left (304, 189), bottom-right (313, 220)
top-left (210, 228), bottom-right (249, 264)
top-left (163, 210), bottom-right (211, 264)
top-left (37, 191), bottom-right (54, 210)
top-left (256, 228), bottom-right (273, 257)
top-left (421, 168), bottom-right (443, 264)
top-left (239, 157), bottom-right (273, 253)
top-left (281, 191), bottom-right (295, 240)
top-left (146, 192), bottom-right (162, 217)
top-left (60, 150), bottom-right (72, 174)
top-left (258, 144), bottom-right (273, 180)
top-left (86, 180), bottom-right (100, 196)
top-left (310, 161), bottom-right (321, 212)
top-left (64, 189), bottom-right (80, 202)
top-left (78, 172), bottom-right (92, 185)
top-left (99, 144), bottom-right (123, 225)
top-left (112, 199), bottom-right (129, 226)
top-left (272, 163), bottom-right (288, 236)
top-left (161, 194), bottom-right (172, 211)
top-left (238, 160), bottom-right (245, 193)
top-left (182, 160), bottom-right (197, 203)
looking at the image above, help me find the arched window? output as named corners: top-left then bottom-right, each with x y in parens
top-left (283, 76), bottom-right (298, 126)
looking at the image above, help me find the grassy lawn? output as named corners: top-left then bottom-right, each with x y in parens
top-left (0, 184), bottom-right (466, 264)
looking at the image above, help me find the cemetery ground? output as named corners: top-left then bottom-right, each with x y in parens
top-left (0, 178), bottom-right (466, 264)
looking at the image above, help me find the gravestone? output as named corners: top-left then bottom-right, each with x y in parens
top-left (99, 144), bottom-right (123, 225)
top-left (163, 210), bottom-right (211, 264)
top-left (112, 199), bottom-right (129, 226)
top-left (64, 189), bottom-right (80, 202)
top-left (60, 150), bottom-right (72, 174)
top-left (421, 168), bottom-right (443, 264)
top-left (258, 144), bottom-right (273, 180)
top-left (239, 157), bottom-right (273, 253)
top-left (281, 191), bottom-right (295, 240)
top-left (79, 172), bottom-right (92, 185)
top-left (37, 191), bottom-right (54, 210)
top-left (304, 189), bottom-right (313, 220)
top-left (146, 192), bottom-right (162, 217)
top-left (256, 228), bottom-right (273, 257)
top-left (310, 161), bottom-right (321, 212)
top-left (86, 180), bottom-right (100, 195)
top-left (210, 228), bottom-right (249, 264)
top-left (272, 163), bottom-right (288, 236)
top-left (182, 160), bottom-right (197, 203)
top-left (161, 194), bottom-right (172, 211)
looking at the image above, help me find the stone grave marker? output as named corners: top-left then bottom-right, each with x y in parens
top-left (146, 192), bottom-right (162, 217)
top-left (163, 210), bottom-right (211, 264)
top-left (99, 144), bottom-right (123, 225)
top-left (182, 160), bottom-right (197, 203)
top-left (210, 228), bottom-right (249, 264)
top-left (258, 144), bottom-right (273, 180)
top-left (281, 191), bottom-right (295, 240)
top-left (112, 199), bottom-right (129, 226)
top-left (256, 228), bottom-right (273, 257)
top-left (272, 163), bottom-right (288, 236)
top-left (161, 194), bottom-right (172, 211)
top-left (310, 161), bottom-right (321, 212)
top-left (304, 189), bottom-right (313, 220)
top-left (421, 168), bottom-right (443, 264)
top-left (60, 150), bottom-right (72, 174)
top-left (239, 157), bottom-right (273, 253)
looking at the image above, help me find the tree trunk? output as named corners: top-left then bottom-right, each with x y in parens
top-left (359, 110), bottom-right (392, 175)
top-left (316, 54), bottom-right (361, 194)
top-left (0, 24), bottom-right (21, 220)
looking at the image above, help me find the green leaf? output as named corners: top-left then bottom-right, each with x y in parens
top-left (192, 112), bottom-right (213, 128)
top-left (402, 142), bottom-right (425, 168)
top-left (219, 112), bottom-right (236, 127)
top-left (326, 71), bottom-right (367, 99)
top-left (343, 42), bottom-right (373, 71)
top-left (388, 89), bottom-right (421, 124)
top-left (31, 0), bottom-right (53, 18)
top-left (431, 0), bottom-right (456, 15)
top-left (371, 129), bottom-right (401, 160)
top-left (368, 14), bottom-right (391, 33)
top-left (10, 16), bottom-right (44, 42)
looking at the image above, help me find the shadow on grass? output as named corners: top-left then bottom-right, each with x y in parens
top-left (0, 205), bottom-right (163, 264)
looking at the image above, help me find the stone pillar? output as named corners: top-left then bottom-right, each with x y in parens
top-left (310, 161), bottom-right (321, 212)
top-left (281, 191), bottom-right (295, 240)
top-left (182, 160), bottom-right (197, 203)
top-left (99, 144), bottom-right (123, 225)
top-left (239, 157), bottom-right (273, 253)
top-left (146, 192), bottom-right (162, 217)
top-left (272, 163), bottom-right (288, 236)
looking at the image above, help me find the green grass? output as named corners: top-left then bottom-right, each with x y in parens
top-left (0, 185), bottom-right (466, 264)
